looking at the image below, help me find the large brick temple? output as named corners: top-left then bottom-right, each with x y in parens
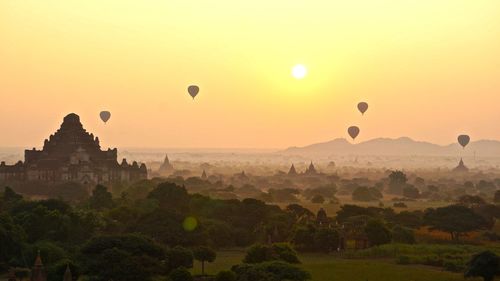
top-left (0, 113), bottom-right (147, 186)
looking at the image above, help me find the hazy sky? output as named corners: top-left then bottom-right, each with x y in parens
top-left (1, 1), bottom-right (499, 149)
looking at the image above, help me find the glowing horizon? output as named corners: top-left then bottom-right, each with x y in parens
top-left (1, 1), bottom-right (499, 149)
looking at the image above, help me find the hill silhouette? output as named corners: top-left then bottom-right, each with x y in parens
top-left (282, 137), bottom-right (500, 157)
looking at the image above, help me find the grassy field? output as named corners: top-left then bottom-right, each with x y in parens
top-left (193, 249), bottom-right (481, 281)
top-left (1, 249), bottom-right (481, 281)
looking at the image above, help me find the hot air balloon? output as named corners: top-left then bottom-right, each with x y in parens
top-left (357, 102), bottom-right (368, 115)
top-left (348, 126), bottom-right (360, 140)
top-left (458, 135), bottom-right (470, 148)
top-left (100, 111), bottom-right (111, 124)
top-left (188, 85), bottom-right (199, 99)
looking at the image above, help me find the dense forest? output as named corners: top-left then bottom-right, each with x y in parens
top-left (1, 170), bottom-right (500, 280)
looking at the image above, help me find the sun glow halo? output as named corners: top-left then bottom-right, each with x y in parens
top-left (292, 64), bottom-right (307, 79)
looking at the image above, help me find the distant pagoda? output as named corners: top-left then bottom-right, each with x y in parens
top-left (158, 154), bottom-right (174, 175)
top-left (453, 158), bottom-right (469, 173)
top-left (63, 265), bottom-right (72, 281)
top-left (288, 164), bottom-right (297, 175)
top-left (304, 161), bottom-right (317, 175)
top-left (31, 251), bottom-right (46, 281)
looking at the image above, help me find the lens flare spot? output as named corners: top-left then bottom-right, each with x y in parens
top-left (183, 216), bottom-right (198, 232)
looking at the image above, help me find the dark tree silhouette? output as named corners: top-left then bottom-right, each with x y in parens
top-left (193, 246), bottom-right (216, 275)
top-left (88, 185), bottom-right (113, 210)
top-left (364, 219), bottom-right (391, 246)
top-left (388, 170), bottom-right (408, 195)
top-left (424, 205), bottom-right (488, 241)
top-left (465, 251), bottom-right (499, 281)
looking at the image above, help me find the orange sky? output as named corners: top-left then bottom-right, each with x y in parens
top-left (1, 1), bottom-right (499, 149)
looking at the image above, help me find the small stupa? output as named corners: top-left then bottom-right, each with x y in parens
top-left (31, 251), bottom-right (46, 281)
top-left (453, 158), bottom-right (469, 173)
top-left (158, 154), bottom-right (174, 174)
top-left (63, 265), bottom-right (72, 281)
top-left (304, 161), bottom-right (317, 175)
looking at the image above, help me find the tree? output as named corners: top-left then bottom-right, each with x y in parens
top-left (243, 243), bottom-right (300, 264)
top-left (147, 182), bottom-right (190, 212)
top-left (88, 185), bottom-right (113, 210)
top-left (10, 199), bottom-right (99, 243)
top-left (168, 267), bottom-right (193, 281)
top-left (473, 204), bottom-right (500, 230)
top-left (165, 246), bottom-right (194, 273)
top-left (465, 251), bottom-right (499, 281)
top-left (303, 184), bottom-right (337, 200)
top-left (414, 177), bottom-right (425, 187)
top-left (391, 211), bottom-right (423, 229)
top-left (204, 220), bottom-right (234, 248)
top-left (193, 246), bottom-right (216, 275)
top-left (424, 205), bottom-right (488, 241)
top-left (311, 195), bottom-right (325, 204)
top-left (285, 204), bottom-right (314, 221)
top-left (85, 248), bottom-right (157, 281)
top-left (403, 185), bottom-right (420, 199)
top-left (215, 270), bottom-right (237, 281)
top-left (388, 170), bottom-right (408, 195)
top-left (364, 220), bottom-right (391, 246)
top-left (458, 195), bottom-right (487, 208)
top-left (267, 188), bottom-right (300, 203)
top-left (391, 225), bottom-right (415, 244)
top-left (0, 214), bottom-right (26, 266)
top-left (313, 228), bottom-right (339, 252)
top-left (335, 205), bottom-right (387, 223)
top-left (478, 181), bottom-right (496, 193)
top-left (494, 190), bottom-right (500, 204)
top-left (292, 226), bottom-right (315, 251)
top-left (352, 187), bottom-right (382, 202)
top-left (80, 234), bottom-right (166, 281)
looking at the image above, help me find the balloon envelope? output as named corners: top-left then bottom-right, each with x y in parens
top-left (357, 102), bottom-right (368, 115)
top-left (348, 126), bottom-right (360, 140)
top-left (100, 111), bottom-right (111, 123)
top-left (188, 85), bottom-right (199, 99)
top-left (457, 135), bottom-right (470, 148)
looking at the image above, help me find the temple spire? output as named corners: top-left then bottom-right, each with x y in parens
top-left (31, 250), bottom-right (46, 281)
top-left (305, 161), bottom-right (317, 174)
top-left (288, 164), bottom-right (297, 175)
top-left (63, 265), bottom-right (72, 281)
top-left (159, 154), bottom-right (174, 174)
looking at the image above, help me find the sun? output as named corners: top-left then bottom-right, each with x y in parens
top-left (292, 64), bottom-right (307, 79)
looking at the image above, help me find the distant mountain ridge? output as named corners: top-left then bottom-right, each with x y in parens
top-left (282, 137), bottom-right (500, 157)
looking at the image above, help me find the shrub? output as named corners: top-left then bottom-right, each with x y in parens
top-left (391, 225), bottom-right (416, 244)
top-left (422, 255), bottom-right (443, 267)
top-left (311, 195), bottom-right (325, 204)
top-left (393, 202), bottom-right (407, 208)
top-left (232, 261), bottom-right (310, 281)
top-left (215, 270), bottom-right (237, 281)
top-left (243, 243), bottom-right (300, 264)
top-left (397, 255), bottom-right (411, 265)
top-left (168, 267), bottom-right (193, 281)
top-left (443, 259), bottom-right (464, 272)
top-left (364, 220), bottom-right (391, 246)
